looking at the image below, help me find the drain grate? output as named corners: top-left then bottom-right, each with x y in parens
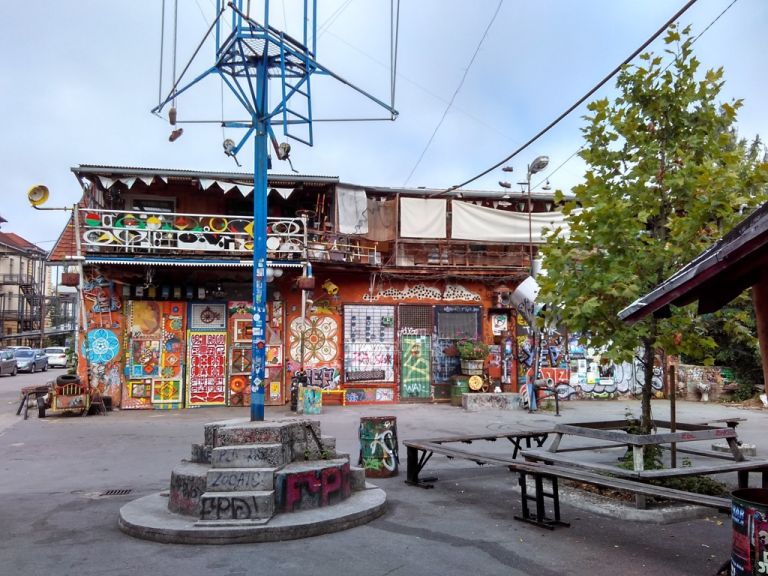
top-left (100, 489), bottom-right (133, 497)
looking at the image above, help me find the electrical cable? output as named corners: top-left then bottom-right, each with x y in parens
top-left (522, 0), bottom-right (739, 195)
top-left (404, 0), bottom-right (504, 187)
top-left (438, 0), bottom-right (701, 195)
top-left (158, 0), bottom-right (166, 107)
top-left (172, 0), bottom-right (178, 108)
top-left (390, 0), bottom-right (400, 110)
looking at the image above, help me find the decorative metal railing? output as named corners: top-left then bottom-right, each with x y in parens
top-left (77, 208), bottom-right (381, 264)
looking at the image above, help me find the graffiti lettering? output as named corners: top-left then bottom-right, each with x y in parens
top-left (282, 463), bottom-right (351, 512)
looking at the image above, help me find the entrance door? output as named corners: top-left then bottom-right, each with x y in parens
top-left (398, 305), bottom-right (433, 400)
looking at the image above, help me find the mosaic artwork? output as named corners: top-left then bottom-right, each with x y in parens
top-left (289, 315), bottom-right (338, 364)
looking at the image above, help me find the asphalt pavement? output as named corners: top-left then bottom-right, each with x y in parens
top-left (1, 369), bottom-right (765, 576)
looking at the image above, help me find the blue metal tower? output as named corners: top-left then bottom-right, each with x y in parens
top-left (152, 0), bottom-right (397, 420)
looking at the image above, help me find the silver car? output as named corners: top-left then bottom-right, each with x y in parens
top-left (44, 347), bottom-right (68, 368)
top-left (0, 349), bottom-right (18, 376)
top-left (14, 349), bottom-right (48, 373)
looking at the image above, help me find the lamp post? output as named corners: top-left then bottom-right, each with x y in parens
top-left (526, 155), bottom-right (549, 276)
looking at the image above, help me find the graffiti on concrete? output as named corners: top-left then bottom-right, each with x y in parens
top-left (279, 462), bottom-right (352, 512)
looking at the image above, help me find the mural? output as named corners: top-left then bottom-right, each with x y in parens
top-left (81, 273), bottom-right (125, 406)
top-left (400, 335), bottom-right (430, 399)
top-left (124, 301), bottom-right (186, 409)
top-left (187, 332), bottom-right (227, 406)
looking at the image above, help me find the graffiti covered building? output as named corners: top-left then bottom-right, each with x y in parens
top-left (49, 165), bottom-right (572, 409)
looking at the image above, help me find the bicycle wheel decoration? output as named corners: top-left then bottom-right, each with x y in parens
top-left (83, 328), bottom-right (120, 364)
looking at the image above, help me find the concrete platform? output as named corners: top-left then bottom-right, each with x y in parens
top-left (118, 484), bottom-right (386, 544)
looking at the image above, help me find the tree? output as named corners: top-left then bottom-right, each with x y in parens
top-left (539, 25), bottom-right (768, 432)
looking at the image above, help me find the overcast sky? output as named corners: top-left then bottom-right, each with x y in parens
top-left (1, 0), bottom-right (766, 250)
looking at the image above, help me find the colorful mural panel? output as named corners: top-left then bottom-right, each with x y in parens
top-left (187, 331), bottom-right (227, 406)
top-left (400, 335), bottom-right (430, 399)
top-left (124, 301), bottom-right (187, 409)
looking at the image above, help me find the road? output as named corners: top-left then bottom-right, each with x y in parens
top-left (0, 371), bottom-right (755, 576)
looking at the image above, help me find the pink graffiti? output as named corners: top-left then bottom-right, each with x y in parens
top-left (283, 463), bottom-right (351, 512)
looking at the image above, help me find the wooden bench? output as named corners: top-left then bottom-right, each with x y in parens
top-left (404, 435), bottom-right (736, 530)
top-left (404, 430), bottom-right (552, 487)
top-left (521, 447), bottom-right (768, 489)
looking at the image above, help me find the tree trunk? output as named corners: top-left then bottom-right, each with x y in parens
top-left (640, 337), bottom-right (654, 434)
top-left (640, 315), bottom-right (658, 434)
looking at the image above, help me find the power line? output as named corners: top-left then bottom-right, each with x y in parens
top-left (404, 0), bottom-right (505, 187)
top-left (526, 0), bottom-right (740, 193)
top-left (439, 0), bottom-right (701, 195)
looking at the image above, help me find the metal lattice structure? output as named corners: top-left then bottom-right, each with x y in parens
top-left (152, 1), bottom-right (398, 420)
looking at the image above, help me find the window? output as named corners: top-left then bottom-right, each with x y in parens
top-left (125, 195), bottom-right (176, 213)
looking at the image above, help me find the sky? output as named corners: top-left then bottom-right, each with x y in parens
top-left (1, 0), bottom-right (766, 252)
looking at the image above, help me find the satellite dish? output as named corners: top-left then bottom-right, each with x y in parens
top-left (28, 185), bottom-right (49, 207)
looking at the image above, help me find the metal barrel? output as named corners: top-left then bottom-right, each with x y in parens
top-left (731, 488), bottom-right (768, 575)
top-left (358, 416), bottom-right (399, 478)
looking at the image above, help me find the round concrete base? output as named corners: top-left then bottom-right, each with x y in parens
top-left (119, 486), bottom-right (386, 544)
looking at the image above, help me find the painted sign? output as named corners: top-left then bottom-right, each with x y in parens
top-left (400, 335), bottom-right (430, 399)
top-left (187, 332), bottom-right (227, 406)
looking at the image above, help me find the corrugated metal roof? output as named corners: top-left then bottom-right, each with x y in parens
top-left (619, 202), bottom-right (768, 323)
top-left (72, 165), bottom-right (339, 185)
top-left (85, 257), bottom-right (304, 268)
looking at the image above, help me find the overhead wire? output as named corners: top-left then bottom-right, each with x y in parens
top-left (526, 0), bottom-right (739, 194)
top-left (438, 0), bottom-right (701, 195)
top-left (158, 0), bottom-right (166, 107)
top-left (404, 0), bottom-right (504, 187)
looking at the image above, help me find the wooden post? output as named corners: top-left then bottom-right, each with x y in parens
top-left (752, 276), bottom-right (768, 395)
top-left (669, 364), bottom-right (677, 468)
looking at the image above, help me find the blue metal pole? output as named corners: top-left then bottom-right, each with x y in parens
top-left (250, 61), bottom-right (269, 422)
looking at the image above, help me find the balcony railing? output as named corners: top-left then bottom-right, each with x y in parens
top-left (78, 208), bottom-right (381, 265)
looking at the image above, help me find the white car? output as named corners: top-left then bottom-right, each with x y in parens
top-left (44, 347), bottom-right (68, 368)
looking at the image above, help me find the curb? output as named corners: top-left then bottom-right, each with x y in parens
top-left (118, 486), bottom-right (387, 544)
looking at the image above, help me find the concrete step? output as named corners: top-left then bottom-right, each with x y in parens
top-left (168, 462), bottom-right (209, 516)
top-left (190, 443), bottom-right (212, 464)
top-left (200, 490), bottom-right (275, 521)
top-left (274, 458), bottom-right (355, 512)
top-left (211, 443), bottom-right (287, 469)
top-left (206, 467), bottom-right (276, 492)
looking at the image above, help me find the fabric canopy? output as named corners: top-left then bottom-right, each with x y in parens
top-left (451, 200), bottom-right (567, 243)
top-left (336, 185), bottom-right (369, 234)
top-left (400, 197), bottom-right (446, 238)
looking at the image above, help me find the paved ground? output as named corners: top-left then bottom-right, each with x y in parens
top-left (1, 369), bottom-right (765, 576)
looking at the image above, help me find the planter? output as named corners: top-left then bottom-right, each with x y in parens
top-left (460, 359), bottom-right (484, 376)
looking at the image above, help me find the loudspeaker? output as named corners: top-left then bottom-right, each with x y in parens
top-left (28, 185), bottom-right (49, 207)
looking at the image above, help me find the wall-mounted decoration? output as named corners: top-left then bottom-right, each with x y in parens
top-left (289, 315), bottom-right (339, 365)
top-left (343, 305), bottom-right (395, 386)
top-left (362, 282), bottom-right (481, 302)
top-left (152, 380), bottom-right (182, 404)
top-left (129, 380), bottom-right (152, 398)
top-left (233, 318), bottom-right (252, 343)
top-left (190, 303), bottom-right (226, 331)
top-left (187, 331), bottom-right (227, 406)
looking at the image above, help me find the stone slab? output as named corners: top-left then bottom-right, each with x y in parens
top-left (206, 467), bottom-right (276, 492)
top-left (712, 442), bottom-right (757, 457)
top-left (211, 443), bottom-right (287, 468)
top-left (200, 490), bottom-right (275, 521)
top-left (462, 393), bottom-right (522, 411)
top-left (119, 486), bottom-right (386, 544)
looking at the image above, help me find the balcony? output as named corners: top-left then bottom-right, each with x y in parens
top-left (78, 208), bottom-right (381, 265)
top-left (393, 240), bottom-right (530, 271)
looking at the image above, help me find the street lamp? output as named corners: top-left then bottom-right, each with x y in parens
top-left (526, 155), bottom-right (549, 276)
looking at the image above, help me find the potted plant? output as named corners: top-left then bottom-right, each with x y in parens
top-left (456, 338), bottom-right (490, 375)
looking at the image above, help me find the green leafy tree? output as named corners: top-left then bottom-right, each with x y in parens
top-left (539, 25), bottom-right (768, 432)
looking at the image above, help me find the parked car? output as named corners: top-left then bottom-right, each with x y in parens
top-left (0, 349), bottom-right (18, 376)
top-left (44, 347), bottom-right (69, 368)
top-left (14, 349), bottom-right (48, 373)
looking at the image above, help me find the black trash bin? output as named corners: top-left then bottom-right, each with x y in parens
top-left (731, 488), bottom-right (768, 575)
